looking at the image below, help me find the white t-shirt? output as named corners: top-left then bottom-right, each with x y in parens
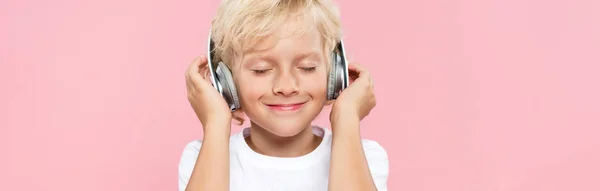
top-left (178, 126), bottom-right (389, 191)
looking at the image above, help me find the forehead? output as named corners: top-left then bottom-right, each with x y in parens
top-left (243, 21), bottom-right (322, 56)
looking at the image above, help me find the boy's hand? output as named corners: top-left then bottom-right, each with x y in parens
top-left (330, 62), bottom-right (376, 124)
top-left (327, 62), bottom-right (380, 191)
top-left (185, 55), bottom-right (232, 130)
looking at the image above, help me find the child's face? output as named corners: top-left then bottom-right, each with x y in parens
top-left (232, 24), bottom-right (328, 137)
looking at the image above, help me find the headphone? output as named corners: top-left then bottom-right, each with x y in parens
top-left (207, 31), bottom-right (350, 111)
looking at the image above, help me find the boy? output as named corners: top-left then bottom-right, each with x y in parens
top-left (179, 0), bottom-right (389, 190)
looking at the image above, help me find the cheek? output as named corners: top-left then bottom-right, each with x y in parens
top-left (235, 75), bottom-right (268, 101)
top-left (301, 80), bottom-right (326, 92)
top-left (300, 72), bottom-right (328, 98)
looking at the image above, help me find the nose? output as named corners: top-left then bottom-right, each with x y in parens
top-left (272, 71), bottom-right (299, 97)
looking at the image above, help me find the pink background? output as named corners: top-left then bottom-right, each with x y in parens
top-left (2, 0), bottom-right (600, 190)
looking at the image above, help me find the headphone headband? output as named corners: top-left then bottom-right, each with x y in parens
top-left (206, 30), bottom-right (220, 95)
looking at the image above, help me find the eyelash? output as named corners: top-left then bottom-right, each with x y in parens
top-left (252, 69), bottom-right (271, 74)
top-left (251, 67), bottom-right (316, 75)
top-left (300, 67), bottom-right (316, 72)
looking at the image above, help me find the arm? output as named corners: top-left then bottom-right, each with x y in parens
top-left (328, 115), bottom-right (378, 191)
top-left (183, 125), bottom-right (231, 191)
top-left (181, 55), bottom-right (234, 191)
top-left (327, 62), bottom-right (388, 190)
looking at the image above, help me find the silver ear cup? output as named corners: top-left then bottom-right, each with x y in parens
top-left (327, 39), bottom-right (350, 100)
top-left (333, 54), bottom-right (346, 99)
top-left (327, 53), bottom-right (340, 100)
top-left (215, 62), bottom-right (241, 111)
top-left (208, 30), bottom-right (240, 111)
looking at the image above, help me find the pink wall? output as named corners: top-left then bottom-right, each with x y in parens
top-left (3, 0), bottom-right (600, 190)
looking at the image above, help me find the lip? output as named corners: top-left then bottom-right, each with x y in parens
top-left (265, 102), bottom-right (306, 112)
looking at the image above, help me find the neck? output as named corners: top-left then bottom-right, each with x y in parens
top-left (245, 122), bottom-right (322, 157)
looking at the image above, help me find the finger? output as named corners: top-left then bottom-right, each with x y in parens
top-left (347, 62), bottom-right (371, 85)
top-left (186, 56), bottom-right (202, 89)
top-left (347, 62), bottom-right (370, 79)
top-left (186, 56), bottom-right (201, 77)
top-left (347, 63), bottom-right (360, 82)
top-left (186, 56), bottom-right (201, 78)
top-left (198, 59), bottom-right (213, 82)
top-left (188, 55), bottom-right (208, 83)
top-left (196, 56), bottom-right (216, 87)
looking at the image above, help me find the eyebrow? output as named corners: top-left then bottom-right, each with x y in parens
top-left (294, 52), bottom-right (320, 62)
top-left (243, 51), bottom-right (321, 66)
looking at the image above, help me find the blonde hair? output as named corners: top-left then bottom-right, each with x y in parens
top-left (210, 0), bottom-right (343, 68)
top-left (209, 0), bottom-right (344, 125)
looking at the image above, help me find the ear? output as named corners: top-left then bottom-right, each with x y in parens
top-left (232, 109), bottom-right (246, 125)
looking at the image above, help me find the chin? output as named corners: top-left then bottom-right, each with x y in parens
top-left (261, 120), bottom-right (311, 137)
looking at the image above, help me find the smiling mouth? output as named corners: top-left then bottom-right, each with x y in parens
top-left (265, 102), bottom-right (306, 111)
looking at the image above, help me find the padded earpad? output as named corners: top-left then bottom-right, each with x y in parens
top-left (327, 53), bottom-right (341, 100)
top-left (215, 62), bottom-right (241, 111)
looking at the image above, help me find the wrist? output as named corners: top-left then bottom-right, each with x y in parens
top-left (202, 121), bottom-right (231, 139)
top-left (330, 107), bottom-right (359, 124)
top-left (330, 112), bottom-right (360, 134)
top-left (330, 118), bottom-right (361, 140)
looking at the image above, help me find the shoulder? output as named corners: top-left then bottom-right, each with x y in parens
top-left (361, 139), bottom-right (388, 160)
top-left (183, 139), bottom-right (203, 151)
top-left (178, 140), bottom-right (203, 191)
top-left (361, 139), bottom-right (390, 191)
top-left (322, 127), bottom-right (389, 170)
top-left (178, 139), bottom-right (203, 171)
top-left (179, 140), bottom-right (203, 166)
top-left (181, 139), bottom-right (203, 154)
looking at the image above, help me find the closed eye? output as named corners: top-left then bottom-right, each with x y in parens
top-left (300, 67), bottom-right (316, 72)
top-left (252, 69), bottom-right (271, 74)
